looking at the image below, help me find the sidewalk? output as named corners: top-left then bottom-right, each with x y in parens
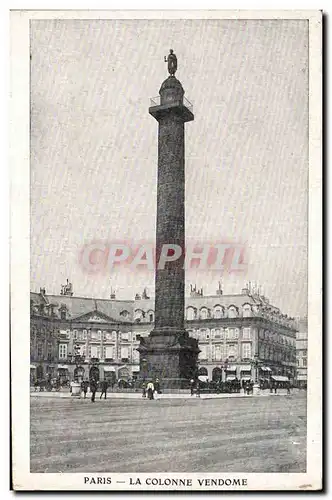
top-left (30, 389), bottom-right (295, 400)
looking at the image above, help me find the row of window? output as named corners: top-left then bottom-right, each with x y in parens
top-left (61, 330), bottom-right (141, 342)
top-left (186, 304), bottom-right (254, 320)
top-left (297, 358), bottom-right (307, 367)
top-left (259, 344), bottom-right (296, 362)
top-left (59, 343), bottom-right (139, 361)
top-left (58, 328), bottom-right (295, 348)
top-left (190, 327), bottom-right (252, 341)
top-left (133, 304), bottom-right (261, 322)
top-left (199, 343), bottom-right (252, 361)
top-left (34, 342), bottom-right (54, 359)
top-left (259, 329), bottom-right (296, 347)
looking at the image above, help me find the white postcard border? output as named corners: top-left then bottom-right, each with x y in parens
top-left (10, 9), bottom-right (322, 491)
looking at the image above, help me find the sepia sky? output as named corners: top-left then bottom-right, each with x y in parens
top-left (30, 19), bottom-right (308, 316)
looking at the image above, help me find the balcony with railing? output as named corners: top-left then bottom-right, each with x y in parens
top-left (150, 95), bottom-right (193, 113)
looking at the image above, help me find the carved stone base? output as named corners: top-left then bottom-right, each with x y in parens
top-left (253, 383), bottom-right (260, 396)
top-left (137, 330), bottom-right (199, 388)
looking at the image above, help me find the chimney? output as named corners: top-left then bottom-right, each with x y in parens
top-left (216, 281), bottom-right (223, 296)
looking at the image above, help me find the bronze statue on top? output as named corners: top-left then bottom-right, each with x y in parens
top-left (164, 49), bottom-right (177, 76)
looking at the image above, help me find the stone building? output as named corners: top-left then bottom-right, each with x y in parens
top-left (30, 288), bottom-right (62, 383)
top-left (30, 282), bottom-right (297, 385)
top-left (295, 316), bottom-right (308, 388)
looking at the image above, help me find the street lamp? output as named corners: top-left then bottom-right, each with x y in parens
top-left (221, 358), bottom-right (229, 383)
top-left (252, 354), bottom-right (261, 395)
top-left (141, 358), bottom-right (148, 381)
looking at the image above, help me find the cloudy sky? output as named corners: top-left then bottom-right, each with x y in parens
top-left (30, 18), bottom-right (308, 316)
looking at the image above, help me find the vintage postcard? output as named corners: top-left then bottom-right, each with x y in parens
top-left (10, 10), bottom-right (322, 491)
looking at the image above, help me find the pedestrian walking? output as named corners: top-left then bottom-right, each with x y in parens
top-left (100, 379), bottom-right (108, 399)
top-left (90, 378), bottom-right (97, 402)
top-left (81, 380), bottom-right (88, 399)
top-left (286, 381), bottom-right (291, 395)
top-left (190, 378), bottom-right (195, 396)
top-left (274, 382), bottom-right (278, 394)
top-left (142, 381), bottom-right (147, 398)
top-left (196, 381), bottom-right (201, 398)
top-left (154, 378), bottom-right (160, 400)
top-left (147, 381), bottom-right (154, 400)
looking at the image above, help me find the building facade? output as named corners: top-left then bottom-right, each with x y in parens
top-left (30, 283), bottom-right (297, 385)
top-left (295, 316), bottom-right (308, 388)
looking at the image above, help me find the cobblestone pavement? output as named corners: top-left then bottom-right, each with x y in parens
top-left (30, 392), bottom-right (306, 473)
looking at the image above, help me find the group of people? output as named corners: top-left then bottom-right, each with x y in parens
top-left (79, 379), bottom-right (109, 402)
top-left (33, 376), bottom-right (62, 392)
top-left (141, 379), bottom-right (161, 400)
top-left (188, 377), bottom-right (292, 395)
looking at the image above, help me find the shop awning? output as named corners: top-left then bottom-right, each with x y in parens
top-left (241, 376), bottom-right (251, 381)
top-left (239, 365), bottom-right (251, 371)
top-left (261, 366), bottom-right (272, 372)
top-left (103, 366), bottom-right (116, 372)
top-left (271, 375), bottom-right (289, 382)
top-left (226, 366), bottom-right (237, 371)
top-left (226, 375), bottom-right (236, 381)
top-left (198, 375), bottom-right (209, 383)
top-left (30, 365), bottom-right (36, 369)
top-left (57, 365), bottom-right (69, 370)
top-left (132, 366), bottom-right (140, 372)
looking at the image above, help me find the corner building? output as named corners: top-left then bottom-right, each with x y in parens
top-left (30, 284), bottom-right (297, 385)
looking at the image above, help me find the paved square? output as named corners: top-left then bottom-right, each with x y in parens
top-left (30, 393), bottom-right (306, 473)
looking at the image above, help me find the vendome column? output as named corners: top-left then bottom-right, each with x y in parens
top-left (138, 51), bottom-right (199, 388)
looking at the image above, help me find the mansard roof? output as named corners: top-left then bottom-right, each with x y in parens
top-left (30, 290), bottom-right (287, 322)
top-left (31, 293), bottom-right (133, 322)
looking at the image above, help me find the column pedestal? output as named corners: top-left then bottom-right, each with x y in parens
top-left (138, 330), bottom-right (199, 389)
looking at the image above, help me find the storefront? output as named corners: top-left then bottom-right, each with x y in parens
top-left (212, 367), bottom-right (223, 382)
top-left (89, 364), bottom-right (100, 382)
top-left (225, 365), bottom-right (237, 382)
top-left (103, 366), bottom-right (116, 385)
top-left (132, 365), bottom-right (140, 380)
top-left (57, 364), bottom-right (70, 384)
top-left (260, 366), bottom-right (272, 387)
top-left (73, 365), bottom-right (85, 383)
top-left (271, 375), bottom-right (289, 388)
top-left (239, 365), bottom-right (252, 382)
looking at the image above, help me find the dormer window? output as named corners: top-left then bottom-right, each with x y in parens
top-left (200, 308), bottom-right (208, 320)
top-left (186, 307), bottom-right (195, 321)
top-left (228, 305), bottom-right (238, 318)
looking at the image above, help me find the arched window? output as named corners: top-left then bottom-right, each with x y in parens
top-left (186, 307), bottom-right (195, 321)
top-left (242, 303), bottom-right (252, 318)
top-left (134, 309), bottom-right (143, 323)
top-left (200, 308), bottom-right (208, 320)
top-left (89, 366), bottom-right (100, 382)
top-left (213, 305), bottom-right (223, 319)
top-left (198, 367), bottom-right (208, 376)
top-left (228, 305), bottom-right (238, 318)
top-left (147, 310), bottom-right (154, 323)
